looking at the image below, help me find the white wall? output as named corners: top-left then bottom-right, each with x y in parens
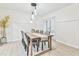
top-left (0, 8), bottom-right (41, 42)
top-left (42, 4), bottom-right (79, 49)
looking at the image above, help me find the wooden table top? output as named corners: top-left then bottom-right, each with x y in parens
top-left (32, 33), bottom-right (54, 37)
top-left (27, 33), bottom-right (41, 40)
top-left (27, 32), bottom-right (54, 39)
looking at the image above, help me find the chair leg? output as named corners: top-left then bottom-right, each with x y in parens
top-left (37, 40), bottom-right (39, 52)
top-left (44, 42), bottom-right (46, 45)
top-left (33, 44), bottom-right (35, 48)
top-left (27, 47), bottom-right (29, 56)
top-left (37, 45), bottom-right (39, 52)
top-left (25, 45), bottom-right (27, 51)
top-left (42, 42), bottom-right (43, 50)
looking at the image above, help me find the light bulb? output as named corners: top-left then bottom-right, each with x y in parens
top-left (32, 14), bottom-right (34, 19)
top-left (34, 9), bottom-right (37, 15)
top-left (30, 20), bottom-right (33, 23)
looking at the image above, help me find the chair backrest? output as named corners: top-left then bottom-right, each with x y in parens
top-left (40, 30), bottom-right (43, 34)
top-left (31, 29), bottom-right (35, 33)
top-left (21, 31), bottom-right (29, 47)
top-left (36, 30), bottom-right (39, 33)
top-left (44, 31), bottom-right (50, 35)
top-left (25, 33), bottom-right (30, 46)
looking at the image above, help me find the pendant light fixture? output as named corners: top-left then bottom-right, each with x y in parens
top-left (30, 3), bottom-right (37, 23)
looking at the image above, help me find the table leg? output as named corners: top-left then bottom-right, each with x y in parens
top-left (29, 39), bottom-right (32, 56)
top-left (48, 36), bottom-right (52, 50)
top-left (50, 36), bottom-right (52, 50)
top-left (48, 36), bottom-right (50, 48)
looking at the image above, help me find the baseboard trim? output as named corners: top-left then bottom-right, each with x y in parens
top-left (56, 40), bottom-right (79, 49)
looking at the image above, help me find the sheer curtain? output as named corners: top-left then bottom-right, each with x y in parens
top-left (45, 16), bottom-right (56, 35)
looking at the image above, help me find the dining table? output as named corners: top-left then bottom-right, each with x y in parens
top-left (27, 32), bottom-right (54, 56)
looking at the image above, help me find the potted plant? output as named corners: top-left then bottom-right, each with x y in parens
top-left (0, 16), bottom-right (10, 43)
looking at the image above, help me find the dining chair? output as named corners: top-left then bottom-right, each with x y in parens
top-left (40, 31), bottom-right (49, 50)
top-left (44, 31), bottom-right (50, 35)
top-left (40, 30), bottom-right (43, 34)
top-left (21, 31), bottom-right (29, 56)
top-left (35, 30), bottom-right (39, 33)
top-left (41, 38), bottom-right (48, 50)
top-left (21, 31), bottom-right (41, 54)
top-left (31, 29), bottom-right (35, 33)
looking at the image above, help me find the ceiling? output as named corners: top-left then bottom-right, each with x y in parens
top-left (0, 3), bottom-right (72, 17)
